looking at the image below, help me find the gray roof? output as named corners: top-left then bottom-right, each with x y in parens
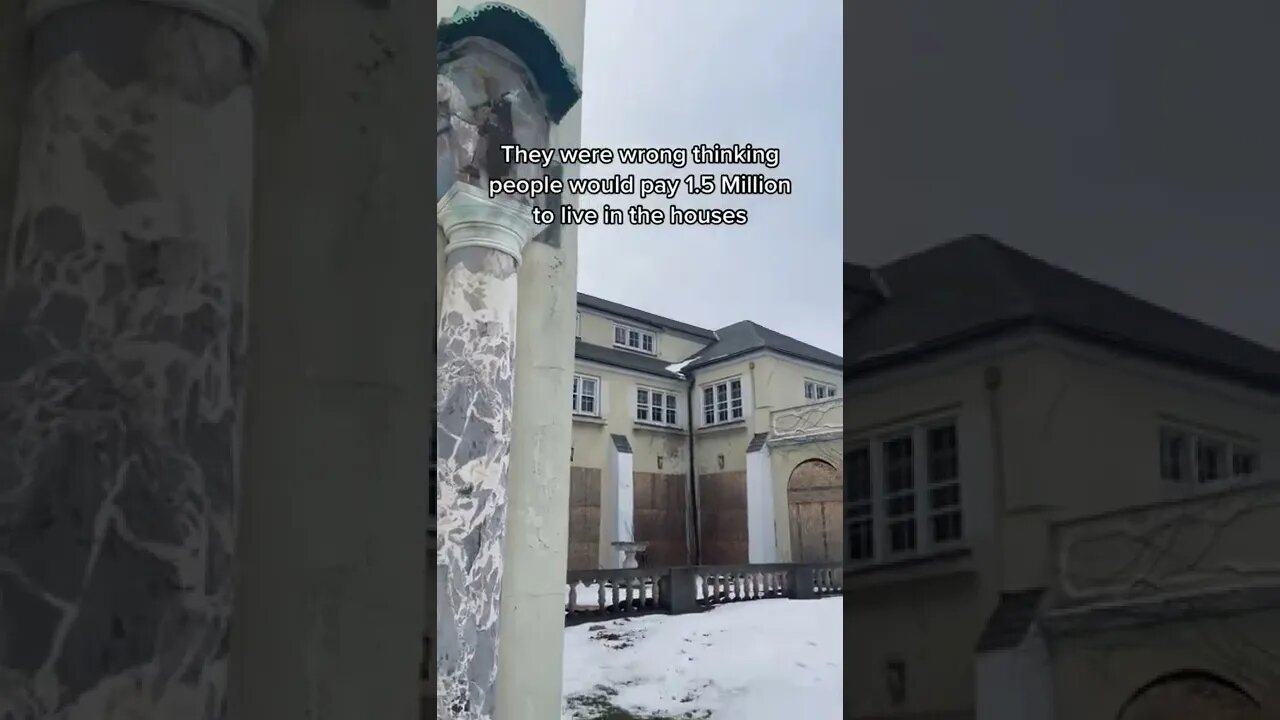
top-left (683, 320), bottom-right (843, 371)
top-left (575, 340), bottom-right (683, 379)
top-left (848, 235), bottom-right (1280, 392)
top-left (575, 295), bottom-right (842, 376)
top-left (577, 293), bottom-right (716, 341)
top-left (975, 587), bottom-right (1045, 653)
top-left (610, 434), bottom-right (633, 454)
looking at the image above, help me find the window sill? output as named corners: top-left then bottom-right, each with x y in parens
top-left (844, 545), bottom-right (975, 590)
top-left (696, 419), bottom-right (748, 435)
top-left (611, 343), bottom-right (658, 357)
top-left (572, 414), bottom-right (606, 425)
top-left (633, 421), bottom-right (685, 434)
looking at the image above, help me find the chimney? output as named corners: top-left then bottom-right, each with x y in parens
top-left (845, 263), bottom-right (889, 322)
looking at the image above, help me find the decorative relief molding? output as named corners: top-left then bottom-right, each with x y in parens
top-left (770, 398), bottom-right (842, 442)
top-left (1053, 481), bottom-right (1280, 605)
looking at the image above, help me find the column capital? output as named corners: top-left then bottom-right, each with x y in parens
top-left (437, 181), bottom-right (544, 268)
top-left (26, 0), bottom-right (271, 68)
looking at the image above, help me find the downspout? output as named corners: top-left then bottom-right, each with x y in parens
top-left (984, 366), bottom-right (1007, 591)
top-left (686, 375), bottom-right (701, 565)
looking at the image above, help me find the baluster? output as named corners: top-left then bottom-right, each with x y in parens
top-left (567, 581), bottom-right (577, 613)
top-left (597, 579), bottom-right (606, 611)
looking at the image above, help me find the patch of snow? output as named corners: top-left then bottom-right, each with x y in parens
top-left (562, 597), bottom-right (842, 719)
top-left (665, 357), bottom-right (697, 376)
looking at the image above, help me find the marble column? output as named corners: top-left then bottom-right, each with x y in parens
top-left (0, 4), bottom-right (255, 718)
top-left (436, 181), bottom-right (542, 719)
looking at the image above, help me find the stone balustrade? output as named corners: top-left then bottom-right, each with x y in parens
top-left (770, 398), bottom-right (843, 443)
top-left (565, 562), bottom-right (843, 625)
top-left (1049, 479), bottom-right (1280, 617)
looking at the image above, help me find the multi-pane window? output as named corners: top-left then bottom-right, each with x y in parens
top-left (701, 377), bottom-right (744, 425)
top-left (927, 424), bottom-right (962, 544)
top-left (805, 380), bottom-right (838, 401)
top-left (613, 324), bottom-right (656, 355)
top-left (846, 446), bottom-right (873, 561)
top-left (846, 418), bottom-right (964, 564)
top-left (1160, 425), bottom-right (1259, 485)
top-left (571, 374), bottom-right (599, 416)
top-left (882, 435), bottom-right (916, 554)
top-left (636, 387), bottom-right (679, 426)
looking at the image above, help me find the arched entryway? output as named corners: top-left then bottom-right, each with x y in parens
top-left (1118, 670), bottom-right (1261, 720)
top-left (787, 459), bottom-right (843, 562)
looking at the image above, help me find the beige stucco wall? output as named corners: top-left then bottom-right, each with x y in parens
top-left (843, 331), bottom-right (1280, 718)
top-left (690, 357), bottom-right (759, 476)
top-left (752, 354), bottom-right (842, 416)
top-left (576, 306), bottom-right (709, 363)
top-left (571, 360), bottom-right (688, 565)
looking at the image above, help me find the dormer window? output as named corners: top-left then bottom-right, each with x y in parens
top-left (613, 323), bottom-right (656, 355)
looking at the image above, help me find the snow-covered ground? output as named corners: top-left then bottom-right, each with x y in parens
top-left (562, 596), bottom-right (842, 719)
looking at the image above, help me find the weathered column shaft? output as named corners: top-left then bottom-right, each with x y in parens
top-left (0, 4), bottom-right (253, 718)
top-left (435, 182), bottom-right (539, 720)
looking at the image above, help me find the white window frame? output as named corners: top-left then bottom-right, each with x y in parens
top-left (1159, 423), bottom-right (1259, 486)
top-left (804, 379), bottom-right (838, 401)
top-left (635, 386), bottom-right (680, 427)
top-left (701, 376), bottom-right (744, 426)
top-left (846, 416), bottom-right (964, 565)
top-left (572, 373), bottom-right (600, 417)
top-left (612, 322), bottom-right (657, 355)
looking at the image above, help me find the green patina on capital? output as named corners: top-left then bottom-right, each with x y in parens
top-left (438, 2), bottom-right (582, 123)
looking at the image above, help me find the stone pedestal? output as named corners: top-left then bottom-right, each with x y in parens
top-left (612, 541), bottom-right (649, 570)
top-left (435, 182), bottom-right (541, 720)
top-left (0, 4), bottom-right (255, 717)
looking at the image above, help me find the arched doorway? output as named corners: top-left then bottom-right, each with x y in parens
top-left (1118, 671), bottom-right (1261, 720)
top-left (787, 459), bottom-right (843, 562)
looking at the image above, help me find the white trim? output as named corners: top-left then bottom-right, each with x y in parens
top-left (745, 444), bottom-right (778, 563)
top-left (612, 322), bottom-right (658, 356)
top-left (577, 306), bottom-right (713, 345)
top-left (847, 414), bottom-right (965, 565)
top-left (610, 446), bottom-right (636, 569)
top-left (574, 358), bottom-right (682, 386)
top-left (699, 375), bottom-right (746, 428)
top-left (693, 348), bottom-right (842, 378)
top-left (846, 328), bottom-right (1280, 411)
top-left (575, 311), bottom-right (581, 339)
top-left (1158, 420), bottom-right (1260, 487)
top-left (804, 378), bottom-right (838, 401)
top-left (571, 372), bottom-right (601, 417)
top-left (634, 385), bottom-right (681, 428)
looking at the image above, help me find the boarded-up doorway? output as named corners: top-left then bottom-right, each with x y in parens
top-left (567, 467), bottom-right (602, 570)
top-left (698, 471), bottom-right (748, 564)
top-left (634, 472), bottom-right (689, 567)
top-left (1118, 671), bottom-right (1261, 720)
top-left (787, 459), bottom-right (843, 562)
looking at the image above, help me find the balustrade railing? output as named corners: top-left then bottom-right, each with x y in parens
top-left (565, 562), bottom-right (842, 624)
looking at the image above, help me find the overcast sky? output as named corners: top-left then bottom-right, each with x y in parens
top-left (849, 0), bottom-right (1280, 351)
top-left (577, 0), bottom-right (843, 356)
